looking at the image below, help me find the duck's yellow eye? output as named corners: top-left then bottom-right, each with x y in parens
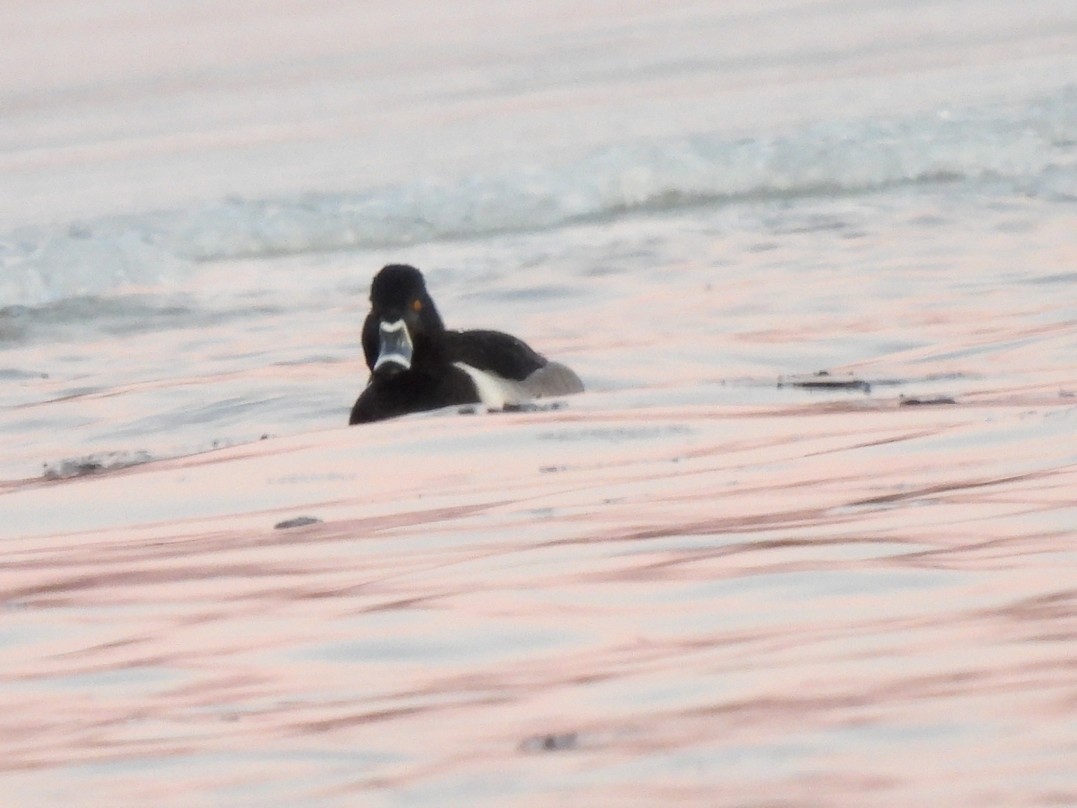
top-left (411, 299), bottom-right (423, 312)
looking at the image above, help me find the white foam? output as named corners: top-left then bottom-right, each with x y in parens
top-left (2, 88), bottom-right (1074, 309)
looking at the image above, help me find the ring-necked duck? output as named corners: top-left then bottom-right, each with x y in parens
top-left (348, 264), bottom-right (584, 424)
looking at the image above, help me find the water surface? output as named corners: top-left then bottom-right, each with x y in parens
top-left (1, 1), bottom-right (1075, 806)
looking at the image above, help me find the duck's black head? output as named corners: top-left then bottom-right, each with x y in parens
top-left (362, 264), bottom-right (446, 380)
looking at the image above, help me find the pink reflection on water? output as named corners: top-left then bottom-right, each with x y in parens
top-left (1, 388), bottom-right (1074, 806)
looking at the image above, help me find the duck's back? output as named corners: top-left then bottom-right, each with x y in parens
top-left (516, 361), bottom-right (585, 397)
top-left (445, 329), bottom-right (547, 381)
top-left (446, 329), bottom-right (583, 400)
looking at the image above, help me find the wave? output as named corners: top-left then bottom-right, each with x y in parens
top-left (2, 87), bottom-right (1074, 308)
top-left (41, 450), bottom-right (156, 481)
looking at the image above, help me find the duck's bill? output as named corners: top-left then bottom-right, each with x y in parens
top-left (373, 319), bottom-right (413, 375)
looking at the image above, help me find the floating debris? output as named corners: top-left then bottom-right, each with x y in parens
top-left (778, 370), bottom-right (871, 393)
top-left (273, 516), bottom-right (324, 530)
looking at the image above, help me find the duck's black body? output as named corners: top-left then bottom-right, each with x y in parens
top-left (348, 264), bottom-right (583, 425)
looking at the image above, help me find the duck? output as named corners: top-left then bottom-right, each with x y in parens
top-left (348, 264), bottom-right (584, 424)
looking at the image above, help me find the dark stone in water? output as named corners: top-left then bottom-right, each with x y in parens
top-left (519, 731), bottom-right (578, 753)
top-left (274, 516), bottom-right (323, 529)
top-left (899, 396), bottom-right (957, 406)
